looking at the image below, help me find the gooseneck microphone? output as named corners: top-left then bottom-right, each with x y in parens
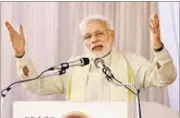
top-left (1, 57), bottom-right (90, 98)
top-left (48, 57), bottom-right (90, 71)
top-left (94, 58), bottom-right (142, 118)
top-left (94, 58), bottom-right (136, 94)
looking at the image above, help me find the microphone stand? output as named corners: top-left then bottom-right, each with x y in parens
top-left (1, 66), bottom-right (67, 99)
top-left (102, 66), bottom-right (142, 118)
top-left (1, 57), bottom-right (90, 99)
top-left (1, 57), bottom-right (90, 111)
top-left (0, 68), bottom-right (66, 113)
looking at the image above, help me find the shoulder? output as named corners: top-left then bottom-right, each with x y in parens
top-left (113, 48), bottom-right (150, 66)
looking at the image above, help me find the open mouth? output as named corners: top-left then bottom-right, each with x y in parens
top-left (91, 45), bottom-right (103, 51)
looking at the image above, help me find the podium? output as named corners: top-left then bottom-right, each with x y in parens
top-left (13, 101), bottom-right (179, 118)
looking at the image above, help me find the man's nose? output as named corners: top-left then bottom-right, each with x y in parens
top-left (90, 35), bottom-right (98, 43)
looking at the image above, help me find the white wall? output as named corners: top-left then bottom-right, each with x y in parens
top-left (158, 2), bottom-right (179, 111)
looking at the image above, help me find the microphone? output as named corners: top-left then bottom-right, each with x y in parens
top-left (48, 57), bottom-right (90, 71)
top-left (94, 58), bottom-right (114, 79)
top-left (94, 58), bottom-right (105, 68)
top-left (1, 57), bottom-right (90, 98)
top-left (94, 58), bottom-right (135, 93)
top-left (94, 58), bottom-right (142, 118)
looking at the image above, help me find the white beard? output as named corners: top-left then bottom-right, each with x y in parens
top-left (85, 42), bottom-right (113, 59)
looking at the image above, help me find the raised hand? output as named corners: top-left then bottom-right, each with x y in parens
top-left (5, 21), bottom-right (25, 57)
top-left (150, 13), bottom-right (162, 49)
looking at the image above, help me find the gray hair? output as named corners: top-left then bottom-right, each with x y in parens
top-left (79, 14), bottom-right (112, 34)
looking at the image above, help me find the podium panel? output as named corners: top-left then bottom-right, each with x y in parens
top-left (13, 101), bottom-right (128, 118)
top-left (13, 101), bottom-right (179, 118)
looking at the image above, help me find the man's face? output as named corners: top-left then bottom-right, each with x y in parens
top-left (82, 20), bottom-right (114, 57)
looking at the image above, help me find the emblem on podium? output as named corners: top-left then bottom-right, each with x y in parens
top-left (62, 111), bottom-right (89, 118)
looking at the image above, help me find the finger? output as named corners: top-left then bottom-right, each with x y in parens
top-left (152, 13), bottom-right (159, 28)
top-left (151, 17), bottom-right (159, 31)
top-left (153, 13), bottom-right (157, 18)
top-left (154, 13), bottom-right (158, 20)
top-left (149, 23), bottom-right (153, 32)
top-left (150, 22), bottom-right (155, 33)
top-left (151, 13), bottom-right (156, 20)
top-left (19, 24), bottom-right (24, 36)
top-left (9, 33), bottom-right (14, 41)
top-left (149, 25), bottom-right (153, 34)
top-left (152, 16), bottom-right (160, 32)
top-left (155, 14), bottom-right (159, 28)
top-left (150, 18), bottom-right (155, 28)
top-left (4, 21), bottom-right (16, 33)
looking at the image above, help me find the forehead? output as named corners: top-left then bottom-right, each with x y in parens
top-left (83, 20), bottom-right (108, 35)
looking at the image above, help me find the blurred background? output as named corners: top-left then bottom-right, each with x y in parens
top-left (1, 2), bottom-right (179, 118)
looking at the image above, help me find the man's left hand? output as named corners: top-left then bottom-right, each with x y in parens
top-left (150, 13), bottom-right (162, 49)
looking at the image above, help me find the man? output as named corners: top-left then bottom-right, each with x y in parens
top-left (5, 14), bottom-right (176, 101)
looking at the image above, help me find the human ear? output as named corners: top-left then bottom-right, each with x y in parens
top-left (108, 29), bottom-right (115, 41)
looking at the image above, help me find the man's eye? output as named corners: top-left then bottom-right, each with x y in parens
top-left (96, 32), bottom-right (103, 36)
top-left (84, 35), bottom-right (91, 40)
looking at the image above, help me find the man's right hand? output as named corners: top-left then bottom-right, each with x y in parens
top-left (5, 21), bottom-right (25, 57)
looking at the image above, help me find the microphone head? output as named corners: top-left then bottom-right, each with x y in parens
top-left (81, 58), bottom-right (90, 66)
top-left (94, 58), bottom-right (104, 68)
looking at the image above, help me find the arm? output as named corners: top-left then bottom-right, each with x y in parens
top-left (126, 47), bottom-right (177, 88)
top-left (15, 54), bottom-right (70, 95)
top-left (133, 13), bottom-right (177, 88)
top-left (4, 21), bottom-right (70, 95)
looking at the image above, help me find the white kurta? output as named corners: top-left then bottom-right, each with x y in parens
top-left (15, 47), bottom-right (177, 101)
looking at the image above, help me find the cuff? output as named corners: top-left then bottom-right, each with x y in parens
top-left (153, 47), bottom-right (172, 63)
top-left (15, 52), bottom-right (29, 66)
top-left (154, 42), bottom-right (164, 52)
top-left (15, 51), bottom-right (25, 58)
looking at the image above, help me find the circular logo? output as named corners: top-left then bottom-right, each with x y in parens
top-left (62, 111), bottom-right (89, 118)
